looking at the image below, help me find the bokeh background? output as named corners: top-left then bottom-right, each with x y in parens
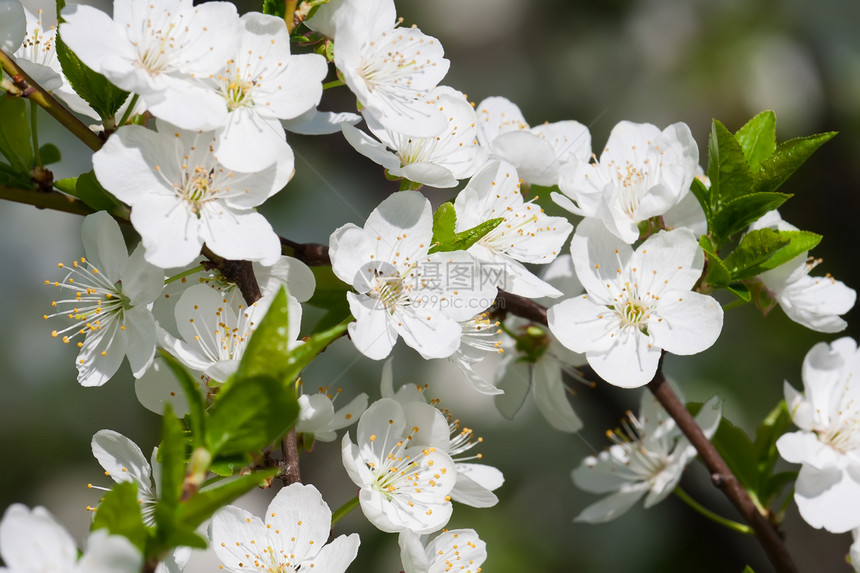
top-left (2, 0), bottom-right (860, 571)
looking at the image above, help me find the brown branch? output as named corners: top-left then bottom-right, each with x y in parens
top-left (0, 184), bottom-right (95, 216)
top-left (279, 429), bottom-right (301, 485)
top-left (200, 247), bottom-right (262, 305)
top-left (280, 237), bottom-right (331, 266)
top-left (0, 49), bottom-right (104, 152)
top-left (647, 364), bottom-right (797, 572)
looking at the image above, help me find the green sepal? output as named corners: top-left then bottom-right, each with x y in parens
top-left (0, 96), bottom-right (34, 173)
top-left (755, 131), bottom-right (837, 194)
top-left (698, 236), bottom-right (730, 288)
top-left (205, 374), bottom-right (298, 456)
top-left (39, 143), bottom-right (61, 166)
top-left (55, 0), bottom-right (130, 121)
top-left (710, 192), bottom-right (791, 243)
top-left (735, 110), bottom-right (776, 173)
top-left (262, 0), bottom-right (287, 18)
top-left (157, 349), bottom-right (206, 447)
top-left (157, 403), bottom-right (188, 510)
top-left (428, 201), bottom-right (503, 254)
top-left (513, 324), bottom-right (550, 364)
top-left (90, 481), bottom-right (148, 552)
top-left (707, 119), bottom-right (755, 207)
top-left (177, 468), bottom-right (277, 529)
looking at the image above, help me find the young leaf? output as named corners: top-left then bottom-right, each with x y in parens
top-left (158, 349), bottom-right (206, 447)
top-left (735, 111), bottom-right (776, 172)
top-left (707, 119), bottom-right (755, 207)
top-left (755, 131), bottom-right (837, 194)
top-left (38, 143), bottom-right (62, 165)
top-left (55, 0), bottom-right (129, 120)
top-left (710, 192), bottom-right (791, 243)
top-left (428, 201), bottom-right (504, 253)
top-left (757, 230), bottom-right (821, 271)
top-left (723, 229), bottom-right (789, 280)
top-left (91, 481), bottom-right (148, 552)
top-left (689, 177), bottom-right (712, 225)
top-left (66, 170), bottom-right (125, 212)
top-left (157, 403), bottom-right (187, 510)
top-left (177, 468), bottom-right (277, 529)
top-left (727, 282), bottom-right (752, 302)
top-left (277, 318), bottom-right (350, 386)
top-left (754, 401), bottom-right (792, 478)
top-left (0, 96), bottom-right (34, 173)
top-left (232, 287), bottom-right (293, 382)
top-left (698, 236), bottom-right (730, 288)
top-left (262, 0), bottom-right (287, 18)
top-left (710, 417), bottom-right (760, 493)
top-left (205, 374), bottom-right (298, 456)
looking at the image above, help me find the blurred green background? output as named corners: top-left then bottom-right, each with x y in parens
top-left (2, 0), bottom-right (860, 571)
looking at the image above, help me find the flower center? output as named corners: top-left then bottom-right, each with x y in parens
top-left (179, 167), bottom-right (219, 214)
top-left (614, 284), bottom-right (652, 331)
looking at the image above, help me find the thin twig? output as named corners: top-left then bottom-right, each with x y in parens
top-left (0, 49), bottom-right (104, 151)
top-left (279, 429), bottom-right (301, 485)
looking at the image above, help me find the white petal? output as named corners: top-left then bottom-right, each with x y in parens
top-left (456, 463), bottom-right (505, 491)
top-left (0, 0), bottom-right (25, 53)
top-left (283, 109), bottom-right (361, 135)
top-left (347, 292), bottom-right (398, 360)
top-left (198, 207), bottom-right (281, 266)
top-left (208, 506), bottom-right (268, 568)
top-left (123, 306), bottom-right (157, 378)
top-left (215, 108), bottom-right (291, 172)
top-left (532, 357), bottom-right (583, 432)
top-left (77, 529), bottom-right (142, 573)
top-left (304, 533), bottom-right (360, 572)
top-left (120, 245), bottom-right (164, 306)
top-left (586, 328), bottom-right (661, 388)
top-left (494, 360), bottom-right (531, 420)
top-left (266, 483), bottom-right (331, 562)
top-left (794, 464), bottom-right (860, 533)
top-left (296, 394), bottom-right (336, 433)
top-left (341, 123), bottom-right (401, 170)
top-left (398, 529), bottom-right (430, 573)
top-left (393, 308), bottom-right (461, 360)
top-left (330, 393), bottom-right (370, 432)
top-left (776, 432), bottom-right (837, 469)
top-left (450, 472), bottom-right (498, 508)
top-left (649, 291), bottom-right (723, 356)
top-left (548, 295), bottom-right (617, 354)
top-left (91, 429), bottom-right (153, 489)
top-left (570, 218), bottom-right (633, 302)
top-left (0, 505), bottom-right (77, 569)
top-left (81, 212), bottom-right (127, 279)
top-left (134, 357), bottom-right (192, 417)
top-left (254, 256), bottom-right (316, 302)
top-left (574, 484), bottom-right (649, 523)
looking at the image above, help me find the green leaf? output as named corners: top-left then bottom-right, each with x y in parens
top-left (428, 202), bottom-right (504, 254)
top-left (757, 230), bottom-right (821, 270)
top-left (38, 143), bottom-right (61, 166)
top-left (710, 192), bottom-right (791, 243)
top-left (262, 0), bottom-right (287, 18)
top-left (54, 177), bottom-right (77, 194)
top-left (91, 481), bottom-right (148, 552)
top-left (65, 170), bottom-right (124, 212)
top-left (758, 471), bottom-right (798, 508)
top-left (723, 228), bottom-right (788, 280)
top-left (205, 374), bottom-right (298, 456)
top-left (157, 403), bottom-right (187, 510)
top-left (158, 349), bottom-right (206, 447)
top-left (707, 119), bottom-right (755, 207)
top-left (55, 0), bottom-right (129, 120)
top-left (742, 567), bottom-right (756, 573)
top-left (727, 282), bottom-right (752, 302)
top-left (177, 469), bottom-right (277, 529)
top-left (735, 111), bottom-right (776, 172)
top-left (754, 401), bottom-right (792, 479)
top-left (0, 97), bottom-right (34, 173)
top-left (233, 287), bottom-right (295, 383)
top-left (277, 318), bottom-right (350, 386)
top-left (689, 177), bottom-right (712, 225)
top-left (710, 417), bottom-right (760, 492)
top-left (699, 236), bottom-right (730, 287)
top-left (755, 131), bottom-right (837, 195)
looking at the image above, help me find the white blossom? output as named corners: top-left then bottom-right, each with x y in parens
top-left (341, 397), bottom-right (457, 533)
top-left (296, 385), bottom-right (368, 442)
top-left (13, 6), bottom-right (62, 91)
top-left (476, 95), bottom-right (591, 186)
top-left (342, 86), bottom-right (484, 188)
top-left (210, 12), bottom-right (327, 172)
top-left (329, 190), bottom-right (497, 360)
top-left (453, 160), bottom-right (573, 298)
top-left (777, 337), bottom-right (860, 533)
top-left (548, 219), bottom-right (723, 388)
top-left (92, 124), bottom-right (290, 268)
top-left (306, 0), bottom-right (450, 137)
top-left (449, 311), bottom-right (505, 396)
top-left (572, 393), bottom-right (721, 522)
top-left (209, 483), bottom-right (360, 572)
top-left (398, 528), bottom-right (487, 573)
top-left (44, 212), bottom-right (163, 387)
top-left (158, 284), bottom-right (296, 383)
top-left (750, 210), bottom-right (855, 333)
top-left (0, 504), bottom-right (141, 573)
top-left (553, 120), bottom-right (699, 244)
top-left (60, 0), bottom-right (241, 130)
top-left (90, 429), bottom-right (158, 525)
